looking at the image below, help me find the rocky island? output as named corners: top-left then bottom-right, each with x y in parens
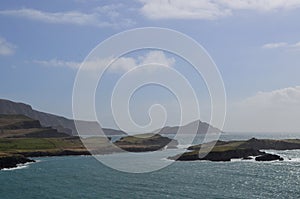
top-left (169, 138), bottom-right (300, 162)
top-left (114, 133), bottom-right (178, 152)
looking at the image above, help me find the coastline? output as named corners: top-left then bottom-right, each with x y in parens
top-left (0, 154), bottom-right (35, 170)
top-left (2, 137), bottom-right (300, 170)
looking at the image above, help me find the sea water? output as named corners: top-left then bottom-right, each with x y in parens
top-left (1, 133), bottom-right (300, 199)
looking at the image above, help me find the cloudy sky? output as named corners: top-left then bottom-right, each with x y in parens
top-left (1, 0), bottom-right (300, 133)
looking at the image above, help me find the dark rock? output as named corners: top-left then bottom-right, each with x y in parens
top-left (171, 148), bottom-right (265, 162)
top-left (242, 156), bottom-right (253, 160)
top-left (0, 155), bottom-right (35, 170)
top-left (255, 154), bottom-right (284, 161)
top-left (19, 150), bottom-right (92, 157)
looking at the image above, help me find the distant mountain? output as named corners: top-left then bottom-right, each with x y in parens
top-left (153, 120), bottom-right (222, 135)
top-left (0, 99), bottom-right (126, 136)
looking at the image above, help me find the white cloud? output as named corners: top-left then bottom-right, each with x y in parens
top-left (0, 37), bottom-right (16, 56)
top-left (225, 86), bottom-right (300, 132)
top-left (290, 42), bottom-right (300, 48)
top-left (262, 41), bottom-right (300, 49)
top-left (34, 51), bottom-right (176, 73)
top-left (0, 6), bottom-right (135, 28)
top-left (139, 51), bottom-right (175, 66)
top-left (139, 0), bottom-right (300, 20)
top-left (242, 86), bottom-right (300, 107)
top-left (34, 59), bottom-right (80, 69)
top-left (218, 0), bottom-right (300, 11)
top-left (262, 42), bottom-right (288, 49)
top-left (109, 51), bottom-right (175, 73)
top-left (139, 0), bottom-right (231, 20)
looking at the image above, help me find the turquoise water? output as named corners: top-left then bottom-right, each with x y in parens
top-left (1, 133), bottom-right (300, 199)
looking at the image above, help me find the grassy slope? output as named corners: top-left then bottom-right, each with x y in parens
top-left (0, 138), bottom-right (85, 153)
top-left (174, 138), bottom-right (300, 161)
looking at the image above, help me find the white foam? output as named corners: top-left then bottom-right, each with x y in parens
top-left (286, 158), bottom-right (300, 162)
top-left (2, 164), bottom-right (28, 171)
top-left (1, 161), bottom-right (36, 171)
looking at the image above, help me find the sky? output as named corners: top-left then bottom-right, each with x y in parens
top-left (0, 0), bottom-right (300, 133)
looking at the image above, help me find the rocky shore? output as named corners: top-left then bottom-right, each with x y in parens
top-left (169, 138), bottom-right (300, 162)
top-left (0, 154), bottom-right (35, 170)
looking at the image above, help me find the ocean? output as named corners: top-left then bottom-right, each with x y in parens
top-left (1, 132), bottom-right (300, 199)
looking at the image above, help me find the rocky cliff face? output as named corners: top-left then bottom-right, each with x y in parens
top-left (0, 114), bottom-right (41, 130)
top-left (0, 99), bottom-right (75, 135)
top-left (0, 114), bottom-right (70, 138)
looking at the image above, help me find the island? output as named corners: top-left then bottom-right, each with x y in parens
top-left (114, 133), bottom-right (178, 152)
top-left (169, 138), bottom-right (300, 162)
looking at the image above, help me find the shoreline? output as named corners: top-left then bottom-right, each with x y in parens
top-left (2, 137), bottom-right (300, 170)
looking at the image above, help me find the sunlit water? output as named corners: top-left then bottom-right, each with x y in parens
top-left (1, 132), bottom-right (300, 199)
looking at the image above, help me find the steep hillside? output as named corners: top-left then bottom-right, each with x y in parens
top-left (0, 99), bottom-right (126, 136)
top-left (0, 114), bottom-right (70, 138)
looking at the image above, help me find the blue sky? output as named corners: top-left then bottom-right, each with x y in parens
top-left (1, 0), bottom-right (300, 132)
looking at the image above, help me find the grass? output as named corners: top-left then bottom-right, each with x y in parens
top-left (0, 138), bottom-right (86, 153)
top-left (0, 128), bottom-right (45, 138)
top-left (116, 133), bottom-right (162, 144)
